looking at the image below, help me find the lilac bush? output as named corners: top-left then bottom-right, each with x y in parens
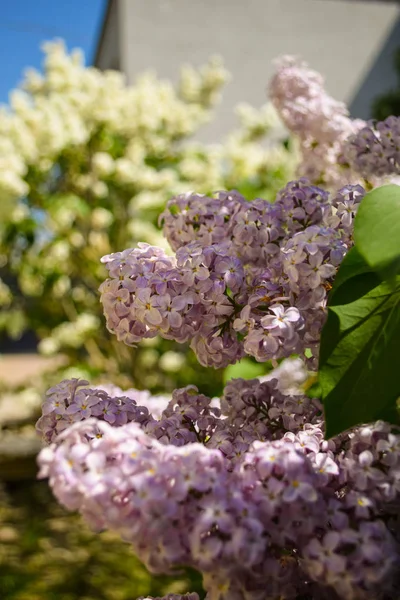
top-left (36, 58), bottom-right (400, 600)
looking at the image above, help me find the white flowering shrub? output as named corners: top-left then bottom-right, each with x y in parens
top-left (0, 41), bottom-right (296, 394)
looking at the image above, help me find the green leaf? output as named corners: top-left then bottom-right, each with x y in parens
top-left (304, 378), bottom-right (323, 399)
top-left (354, 184), bottom-right (400, 280)
top-left (320, 269), bottom-right (400, 437)
top-left (318, 248), bottom-right (381, 369)
top-left (223, 358), bottom-right (268, 384)
top-left (329, 246), bottom-right (373, 294)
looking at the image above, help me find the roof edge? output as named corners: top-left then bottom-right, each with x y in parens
top-left (93, 0), bottom-right (114, 67)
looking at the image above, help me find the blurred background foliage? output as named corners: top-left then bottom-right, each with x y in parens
top-left (0, 480), bottom-right (205, 600)
top-left (0, 41), bottom-right (296, 599)
top-left (0, 41), bottom-right (296, 399)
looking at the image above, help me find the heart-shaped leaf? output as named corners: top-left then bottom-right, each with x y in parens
top-left (318, 249), bottom-right (400, 437)
top-left (354, 184), bottom-right (400, 280)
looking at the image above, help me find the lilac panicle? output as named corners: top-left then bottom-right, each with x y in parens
top-left (117, 180), bottom-right (364, 369)
top-left (37, 364), bottom-right (400, 600)
top-left (269, 56), bottom-right (365, 188)
top-left (344, 116), bottom-right (400, 179)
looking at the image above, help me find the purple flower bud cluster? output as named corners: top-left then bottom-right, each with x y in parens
top-left (145, 385), bottom-right (221, 447)
top-left (269, 56), bottom-right (365, 188)
top-left (99, 241), bottom-right (246, 368)
top-left (331, 184), bottom-right (366, 241)
top-left (344, 116), bottom-right (400, 179)
top-left (237, 214), bottom-right (352, 366)
top-left (36, 378), bottom-right (158, 444)
top-left (160, 180), bottom-right (336, 261)
top-left (156, 180), bottom-right (365, 367)
top-left (160, 189), bottom-right (283, 265)
top-left (100, 180), bottom-right (364, 370)
top-left (37, 370), bottom-right (400, 599)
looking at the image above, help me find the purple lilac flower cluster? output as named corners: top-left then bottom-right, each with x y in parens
top-left (344, 116), bottom-right (400, 179)
top-left (159, 189), bottom-right (283, 265)
top-left (38, 372), bottom-right (400, 599)
top-left (153, 180), bottom-right (364, 366)
top-left (35, 378), bottom-right (172, 444)
top-left (160, 182), bottom-right (332, 259)
top-left (99, 241), bottom-right (246, 368)
top-left (269, 56), bottom-right (365, 187)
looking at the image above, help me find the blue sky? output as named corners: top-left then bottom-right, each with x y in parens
top-left (0, 0), bottom-right (107, 104)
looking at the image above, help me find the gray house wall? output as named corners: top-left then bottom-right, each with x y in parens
top-left (349, 15), bottom-right (400, 117)
top-left (96, 0), bottom-right (400, 140)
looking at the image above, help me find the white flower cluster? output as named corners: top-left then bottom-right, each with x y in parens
top-left (0, 41), bottom-right (218, 214)
top-left (0, 40), bottom-right (297, 215)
